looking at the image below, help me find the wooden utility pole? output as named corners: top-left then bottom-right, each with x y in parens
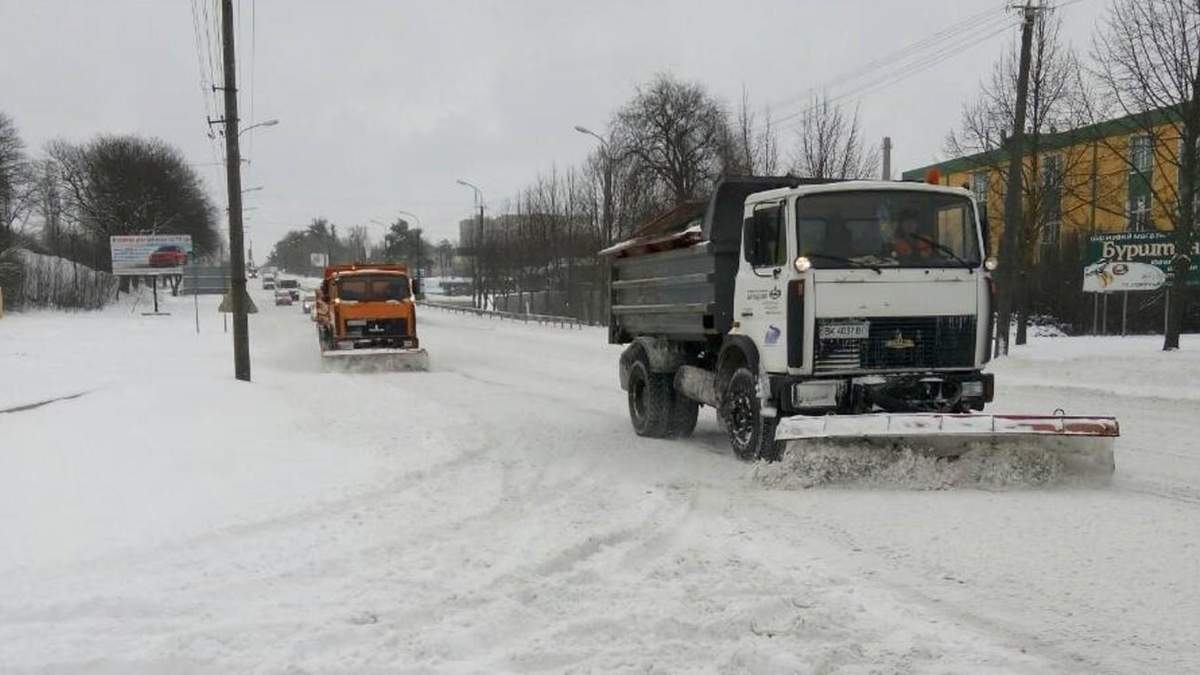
top-left (220, 0), bottom-right (251, 381)
top-left (996, 1), bottom-right (1039, 356)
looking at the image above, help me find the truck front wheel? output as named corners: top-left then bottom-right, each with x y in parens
top-left (721, 368), bottom-right (780, 461)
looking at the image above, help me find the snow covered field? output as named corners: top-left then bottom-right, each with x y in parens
top-left (2, 288), bottom-right (1199, 673)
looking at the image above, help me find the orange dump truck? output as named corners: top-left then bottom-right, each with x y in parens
top-left (314, 263), bottom-right (429, 370)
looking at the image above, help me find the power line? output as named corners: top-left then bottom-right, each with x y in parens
top-left (765, 5), bottom-right (1008, 117)
top-left (774, 15), bottom-right (1018, 129)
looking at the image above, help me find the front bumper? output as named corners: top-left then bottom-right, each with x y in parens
top-left (775, 372), bottom-right (994, 414)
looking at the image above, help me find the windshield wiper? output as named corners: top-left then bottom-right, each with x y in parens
top-left (908, 234), bottom-right (974, 269)
top-left (804, 253), bottom-right (882, 274)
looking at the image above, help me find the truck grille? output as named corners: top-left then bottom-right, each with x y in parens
top-left (814, 316), bottom-right (976, 373)
top-left (345, 318), bottom-right (408, 337)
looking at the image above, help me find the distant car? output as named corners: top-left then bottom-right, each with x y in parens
top-left (301, 293), bottom-right (316, 314)
top-left (277, 278), bottom-right (301, 300)
top-left (248, 268), bottom-right (258, 279)
top-left (148, 245), bottom-right (188, 268)
top-left (274, 288), bottom-right (293, 306)
top-left (263, 278), bottom-right (275, 289)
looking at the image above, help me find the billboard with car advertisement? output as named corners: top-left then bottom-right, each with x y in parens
top-left (110, 235), bottom-right (194, 275)
top-left (1083, 231), bottom-right (1199, 293)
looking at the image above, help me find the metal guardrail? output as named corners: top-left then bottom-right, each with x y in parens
top-left (419, 300), bottom-right (584, 329)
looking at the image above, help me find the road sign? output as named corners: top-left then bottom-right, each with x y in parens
top-left (218, 291), bottom-right (258, 313)
top-left (310, 253), bottom-right (329, 267)
top-left (180, 265), bottom-right (231, 295)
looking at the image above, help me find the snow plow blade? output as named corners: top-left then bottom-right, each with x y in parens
top-left (320, 347), bottom-right (430, 372)
top-left (775, 413), bottom-right (1118, 477)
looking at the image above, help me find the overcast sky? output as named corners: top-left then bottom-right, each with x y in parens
top-left (1, 0), bottom-right (1108, 251)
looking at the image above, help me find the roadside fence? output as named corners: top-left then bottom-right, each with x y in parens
top-left (419, 299), bottom-right (584, 329)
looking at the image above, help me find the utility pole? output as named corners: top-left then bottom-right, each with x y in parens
top-left (996, 0), bottom-right (1039, 357)
top-left (474, 203), bottom-right (484, 308)
top-left (219, 0), bottom-right (251, 381)
top-left (882, 137), bottom-right (893, 181)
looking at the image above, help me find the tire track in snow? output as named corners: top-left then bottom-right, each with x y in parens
top-left (0, 390), bottom-right (90, 414)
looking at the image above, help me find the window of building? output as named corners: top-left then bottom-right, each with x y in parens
top-left (1041, 154), bottom-right (1063, 248)
top-left (970, 171), bottom-right (989, 206)
top-left (1131, 134), bottom-right (1154, 173)
top-left (1128, 134), bottom-right (1154, 230)
top-left (1179, 137), bottom-right (1200, 218)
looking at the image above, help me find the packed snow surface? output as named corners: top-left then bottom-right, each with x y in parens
top-left (2, 287), bottom-right (1199, 673)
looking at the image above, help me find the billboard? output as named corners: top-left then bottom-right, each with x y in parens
top-left (111, 235), bottom-right (194, 275)
top-left (1083, 231), bottom-right (1199, 293)
top-left (310, 252), bottom-right (329, 267)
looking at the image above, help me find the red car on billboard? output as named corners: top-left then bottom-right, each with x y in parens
top-left (148, 244), bottom-right (189, 268)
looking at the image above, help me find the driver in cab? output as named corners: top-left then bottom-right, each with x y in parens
top-left (890, 212), bottom-right (934, 263)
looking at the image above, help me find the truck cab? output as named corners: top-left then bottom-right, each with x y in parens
top-left (315, 264), bottom-right (421, 352)
top-left (735, 181), bottom-right (994, 415)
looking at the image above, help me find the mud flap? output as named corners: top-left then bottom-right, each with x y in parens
top-left (774, 413), bottom-right (1118, 478)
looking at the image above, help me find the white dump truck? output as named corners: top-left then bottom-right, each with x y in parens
top-left (603, 176), bottom-right (1117, 474)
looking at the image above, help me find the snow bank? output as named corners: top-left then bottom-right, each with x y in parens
top-left (753, 441), bottom-right (1072, 490)
top-left (4, 249), bottom-right (118, 310)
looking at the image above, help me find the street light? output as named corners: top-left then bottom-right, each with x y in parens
top-left (456, 179), bottom-right (484, 308)
top-left (574, 124), bottom-right (615, 247)
top-left (576, 124), bottom-right (616, 323)
top-left (238, 118), bottom-right (279, 137)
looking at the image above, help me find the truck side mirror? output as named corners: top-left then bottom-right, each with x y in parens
top-left (412, 278), bottom-right (422, 296)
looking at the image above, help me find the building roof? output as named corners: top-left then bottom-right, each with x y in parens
top-left (901, 106), bottom-right (1184, 181)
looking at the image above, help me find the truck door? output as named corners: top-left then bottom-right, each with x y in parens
top-left (733, 201), bottom-right (789, 374)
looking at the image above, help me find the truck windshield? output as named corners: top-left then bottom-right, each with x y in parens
top-left (336, 275), bottom-right (411, 301)
top-left (795, 190), bottom-right (980, 269)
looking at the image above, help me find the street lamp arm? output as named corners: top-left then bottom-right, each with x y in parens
top-left (238, 118), bottom-right (280, 137)
top-left (395, 210), bottom-right (422, 229)
top-left (456, 179), bottom-right (483, 208)
top-left (574, 125), bottom-right (609, 150)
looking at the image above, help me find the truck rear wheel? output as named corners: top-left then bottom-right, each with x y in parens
top-left (628, 359), bottom-right (673, 438)
top-left (666, 396), bottom-right (699, 439)
top-left (721, 367), bottom-right (781, 461)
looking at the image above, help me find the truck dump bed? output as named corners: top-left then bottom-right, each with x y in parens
top-left (604, 176), bottom-right (810, 344)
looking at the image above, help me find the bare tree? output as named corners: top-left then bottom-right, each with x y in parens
top-left (613, 73), bottom-right (731, 205)
top-left (345, 224), bottom-right (370, 261)
top-left (791, 94), bottom-right (879, 180)
top-left (1093, 0), bottom-right (1200, 350)
top-left (0, 112), bottom-right (34, 236)
top-left (946, 12), bottom-right (1094, 346)
top-left (728, 86), bottom-right (780, 175)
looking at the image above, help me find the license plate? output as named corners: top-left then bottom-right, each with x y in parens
top-left (820, 321), bottom-right (869, 340)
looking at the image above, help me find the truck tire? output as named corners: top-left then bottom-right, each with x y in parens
top-left (666, 396), bottom-right (699, 439)
top-left (627, 358), bottom-right (673, 438)
top-left (721, 367), bottom-right (781, 461)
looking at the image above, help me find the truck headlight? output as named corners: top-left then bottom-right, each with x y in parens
top-left (961, 380), bottom-right (984, 398)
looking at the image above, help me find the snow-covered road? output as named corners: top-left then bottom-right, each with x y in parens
top-left (2, 288), bottom-right (1198, 673)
